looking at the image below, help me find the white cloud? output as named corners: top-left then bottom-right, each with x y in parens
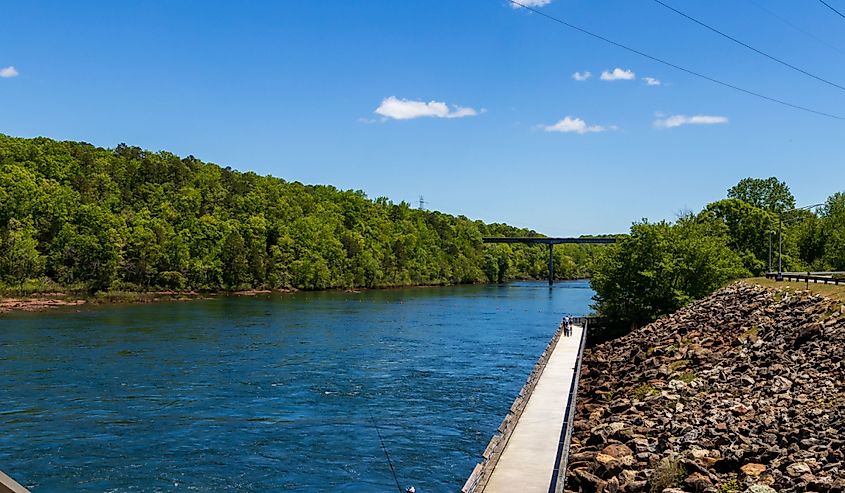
top-left (510, 0), bottom-right (552, 8)
top-left (654, 114), bottom-right (728, 128)
top-left (374, 96), bottom-right (481, 121)
top-left (643, 77), bottom-right (661, 86)
top-left (543, 116), bottom-right (611, 134)
top-left (0, 66), bottom-right (19, 78)
top-left (572, 71), bottom-right (591, 81)
top-left (600, 68), bottom-right (636, 81)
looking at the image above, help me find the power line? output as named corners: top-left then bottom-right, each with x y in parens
top-left (651, 0), bottom-right (845, 93)
top-left (746, 0), bottom-right (845, 56)
top-left (507, 0), bottom-right (845, 121)
top-left (818, 0), bottom-right (845, 20)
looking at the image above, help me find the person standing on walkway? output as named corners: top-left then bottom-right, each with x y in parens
top-left (564, 315), bottom-right (572, 336)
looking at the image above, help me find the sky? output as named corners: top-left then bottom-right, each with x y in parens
top-left (2, 0), bottom-right (844, 236)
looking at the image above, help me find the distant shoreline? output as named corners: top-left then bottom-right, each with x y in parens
top-left (0, 277), bottom-right (592, 315)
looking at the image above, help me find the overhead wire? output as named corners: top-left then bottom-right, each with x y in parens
top-left (746, 0), bottom-right (845, 56)
top-left (507, 0), bottom-right (845, 121)
top-left (818, 0), bottom-right (845, 20)
top-left (651, 0), bottom-right (845, 93)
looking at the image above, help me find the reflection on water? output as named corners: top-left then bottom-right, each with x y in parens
top-left (0, 281), bottom-right (594, 492)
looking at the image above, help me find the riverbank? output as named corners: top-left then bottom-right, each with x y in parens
top-left (0, 291), bottom-right (205, 315)
top-left (0, 289), bottom-right (293, 315)
top-left (564, 282), bottom-right (845, 492)
top-left (0, 277), bottom-right (593, 315)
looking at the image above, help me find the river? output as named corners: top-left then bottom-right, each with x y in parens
top-left (0, 280), bottom-right (594, 492)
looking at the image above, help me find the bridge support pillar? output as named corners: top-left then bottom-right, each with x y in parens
top-left (548, 243), bottom-right (554, 286)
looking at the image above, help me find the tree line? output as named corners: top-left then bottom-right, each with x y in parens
top-left (0, 135), bottom-right (602, 293)
top-left (590, 176), bottom-right (845, 326)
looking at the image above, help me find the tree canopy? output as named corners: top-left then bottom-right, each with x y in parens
top-left (727, 176), bottom-right (795, 214)
top-left (0, 135), bottom-right (602, 292)
top-left (591, 177), bottom-right (843, 326)
top-left (590, 215), bottom-right (749, 327)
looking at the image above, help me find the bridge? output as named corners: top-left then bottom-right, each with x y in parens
top-left (482, 237), bottom-right (617, 285)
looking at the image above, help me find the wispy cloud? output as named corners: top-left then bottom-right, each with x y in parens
top-left (654, 114), bottom-right (728, 128)
top-left (600, 68), bottom-right (636, 81)
top-left (510, 0), bottom-right (552, 8)
top-left (572, 71), bottom-right (592, 81)
top-left (0, 66), bottom-right (19, 78)
top-left (643, 77), bottom-right (661, 86)
top-left (543, 116), bottom-right (612, 134)
top-left (374, 96), bottom-right (482, 121)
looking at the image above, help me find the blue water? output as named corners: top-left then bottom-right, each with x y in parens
top-left (0, 280), bottom-right (594, 492)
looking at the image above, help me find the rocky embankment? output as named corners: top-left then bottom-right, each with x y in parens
top-left (566, 282), bottom-right (845, 493)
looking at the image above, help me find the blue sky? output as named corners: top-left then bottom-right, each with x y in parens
top-left (2, 0), bottom-right (844, 236)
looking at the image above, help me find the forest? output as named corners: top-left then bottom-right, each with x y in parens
top-left (591, 176), bottom-right (845, 326)
top-left (0, 135), bottom-right (602, 294)
top-left (3, 135), bottom-right (840, 328)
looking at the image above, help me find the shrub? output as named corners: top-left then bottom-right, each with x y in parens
top-left (650, 457), bottom-right (685, 493)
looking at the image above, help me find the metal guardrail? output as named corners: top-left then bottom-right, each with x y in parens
top-left (769, 271), bottom-right (845, 276)
top-left (548, 319), bottom-right (588, 493)
top-left (766, 272), bottom-right (844, 285)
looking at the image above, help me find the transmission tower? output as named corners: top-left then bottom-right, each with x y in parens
top-left (418, 195), bottom-right (427, 210)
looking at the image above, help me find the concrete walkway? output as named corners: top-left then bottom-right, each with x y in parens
top-left (484, 325), bottom-right (583, 493)
top-left (0, 470), bottom-right (31, 493)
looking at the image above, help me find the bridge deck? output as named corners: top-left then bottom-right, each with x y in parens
top-left (482, 237), bottom-right (616, 245)
top-left (483, 324), bottom-right (584, 493)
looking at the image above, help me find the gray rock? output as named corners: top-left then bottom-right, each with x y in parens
top-left (744, 485), bottom-right (777, 493)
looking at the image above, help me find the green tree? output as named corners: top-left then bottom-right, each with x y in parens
top-left (0, 219), bottom-right (45, 285)
top-left (819, 192), bottom-right (845, 270)
top-left (728, 177), bottom-right (796, 214)
top-left (705, 198), bottom-right (777, 274)
top-left (591, 217), bottom-right (748, 326)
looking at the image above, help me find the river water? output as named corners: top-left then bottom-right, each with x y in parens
top-left (0, 280), bottom-right (594, 492)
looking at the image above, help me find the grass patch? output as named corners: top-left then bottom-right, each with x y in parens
top-left (631, 384), bottom-right (660, 400)
top-left (677, 370), bottom-right (696, 383)
top-left (744, 277), bottom-right (845, 303)
top-left (717, 478), bottom-right (741, 493)
top-left (650, 457), bottom-right (685, 493)
top-left (668, 359), bottom-right (689, 371)
top-left (737, 325), bottom-right (761, 343)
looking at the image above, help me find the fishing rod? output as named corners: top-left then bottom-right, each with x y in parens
top-left (368, 406), bottom-right (405, 493)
